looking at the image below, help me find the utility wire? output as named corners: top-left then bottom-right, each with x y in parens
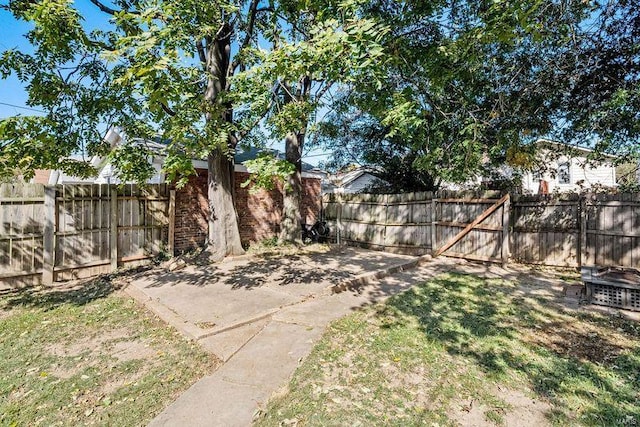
top-left (303, 152), bottom-right (333, 158)
top-left (0, 102), bottom-right (45, 113)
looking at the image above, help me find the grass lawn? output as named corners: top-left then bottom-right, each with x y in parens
top-left (0, 276), bottom-right (218, 426)
top-left (256, 273), bottom-right (640, 426)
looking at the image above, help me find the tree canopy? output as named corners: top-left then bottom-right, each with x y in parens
top-left (0, 0), bottom-right (388, 255)
top-left (0, 0), bottom-right (638, 255)
top-left (317, 0), bottom-right (640, 191)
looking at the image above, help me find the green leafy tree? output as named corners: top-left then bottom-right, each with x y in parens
top-left (0, 0), bottom-right (384, 255)
top-left (320, 0), bottom-right (640, 190)
top-left (232, 0), bottom-right (388, 242)
top-left (1, 0), bottom-right (272, 259)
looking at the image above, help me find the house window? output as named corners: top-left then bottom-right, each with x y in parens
top-left (558, 162), bottom-right (571, 184)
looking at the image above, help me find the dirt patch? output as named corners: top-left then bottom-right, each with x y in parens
top-left (111, 340), bottom-right (156, 362)
top-left (0, 308), bottom-right (13, 321)
top-left (450, 387), bottom-right (552, 427)
top-left (99, 369), bottom-right (149, 395)
top-left (45, 328), bottom-right (155, 378)
top-left (523, 320), bottom-right (634, 364)
top-left (46, 328), bottom-right (132, 358)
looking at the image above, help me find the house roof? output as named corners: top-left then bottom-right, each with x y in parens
top-left (536, 138), bottom-right (617, 159)
top-left (234, 146), bottom-right (317, 171)
top-left (333, 167), bottom-right (380, 186)
top-left (125, 134), bottom-right (319, 171)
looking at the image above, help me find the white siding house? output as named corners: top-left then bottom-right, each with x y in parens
top-left (327, 168), bottom-right (387, 194)
top-left (521, 141), bottom-right (617, 194)
top-left (33, 129), bottom-right (326, 185)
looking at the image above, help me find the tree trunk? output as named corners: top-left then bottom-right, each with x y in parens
top-left (207, 148), bottom-right (244, 260)
top-left (279, 131), bottom-right (304, 243)
top-left (279, 76), bottom-right (311, 244)
top-left (202, 23), bottom-right (244, 260)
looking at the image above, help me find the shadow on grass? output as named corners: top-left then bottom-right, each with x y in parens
top-left (381, 273), bottom-right (640, 425)
top-left (0, 267), bottom-right (147, 311)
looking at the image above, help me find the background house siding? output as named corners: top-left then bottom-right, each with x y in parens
top-left (523, 157), bottom-right (616, 194)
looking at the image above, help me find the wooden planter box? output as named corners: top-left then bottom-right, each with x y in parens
top-left (581, 266), bottom-right (640, 311)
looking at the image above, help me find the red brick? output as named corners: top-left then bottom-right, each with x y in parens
top-left (173, 169), bottom-right (321, 252)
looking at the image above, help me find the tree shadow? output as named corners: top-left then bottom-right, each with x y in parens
top-left (138, 247), bottom-right (403, 291)
top-left (380, 272), bottom-right (640, 424)
top-left (1, 276), bottom-right (118, 312)
top-left (221, 253), bottom-right (353, 290)
top-left (0, 266), bottom-right (153, 311)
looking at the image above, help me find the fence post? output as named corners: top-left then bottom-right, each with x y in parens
top-left (383, 194), bottom-right (389, 249)
top-left (168, 189), bottom-right (176, 257)
top-left (42, 185), bottom-right (56, 285)
top-left (501, 193), bottom-right (511, 267)
top-left (336, 194), bottom-right (342, 245)
top-left (579, 194), bottom-right (587, 267)
top-left (110, 185), bottom-right (118, 271)
top-left (431, 195), bottom-right (437, 256)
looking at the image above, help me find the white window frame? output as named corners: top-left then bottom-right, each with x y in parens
top-left (557, 162), bottom-right (571, 185)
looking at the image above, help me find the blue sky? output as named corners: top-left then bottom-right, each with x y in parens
top-left (0, 3), bottom-right (330, 166)
top-left (0, 1), bottom-right (112, 117)
top-left (0, 8), bottom-right (36, 117)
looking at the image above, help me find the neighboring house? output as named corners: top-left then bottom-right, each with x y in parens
top-left (326, 167), bottom-right (388, 194)
top-left (32, 129), bottom-right (325, 184)
top-left (32, 154), bottom-right (104, 185)
top-left (459, 139), bottom-right (618, 194)
top-left (520, 140), bottom-right (617, 194)
top-left (234, 146), bottom-right (326, 181)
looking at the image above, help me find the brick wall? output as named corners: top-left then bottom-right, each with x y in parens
top-left (301, 176), bottom-right (322, 225)
top-left (173, 169), bottom-right (322, 252)
top-left (174, 168), bottom-right (209, 252)
top-left (234, 171), bottom-right (284, 245)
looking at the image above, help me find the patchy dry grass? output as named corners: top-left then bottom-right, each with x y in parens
top-left (256, 273), bottom-right (640, 426)
top-left (0, 277), bottom-right (218, 426)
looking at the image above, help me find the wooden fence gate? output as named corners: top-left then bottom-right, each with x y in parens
top-left (432, 193), bottom-right (509, 264)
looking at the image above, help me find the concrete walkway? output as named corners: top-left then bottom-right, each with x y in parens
top-left (116, 247), bottom-right (450, 426)
top-left (124, 247), bottom-right (416, 343)
top-left (123, 248), bottom-right (583, 427)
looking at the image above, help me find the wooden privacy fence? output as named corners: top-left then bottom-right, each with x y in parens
top-left (323, 191), bottom-right (509, 263)
top-left (323, 191), bottom-right (640, 269)
top-left (0, 183), bottom-right (174, 286)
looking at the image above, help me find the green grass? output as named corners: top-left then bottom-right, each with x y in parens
top-left (0, 277), bottom-right (218, 426)
top-left (256, 273), bottom-right (640, 426)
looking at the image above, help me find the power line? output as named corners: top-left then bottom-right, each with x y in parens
top-left (0, 102), bottom-right (45, 113)
top-left (303, 152), bottom-right (333, 158)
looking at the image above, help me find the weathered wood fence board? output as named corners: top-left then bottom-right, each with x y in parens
top-left (324, 191), bottom-right (640, 269)
top-left (0, 183), bottom-right (173, 286)
top-left (433, 192), bottom-right (506, 263)
top-left (0, 183), bottom-right (45, 283)
top-left (324, 192), bottom-right (434, 255)
top-left (510, 195), bottom-right (581, 267)
top-left (584, 193), bottom-right (640, 268)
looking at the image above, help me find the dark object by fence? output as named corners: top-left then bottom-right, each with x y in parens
top-left (581, 266), bottom-right (640, 311)
top-left (301, 221), bottom-right (330, 244)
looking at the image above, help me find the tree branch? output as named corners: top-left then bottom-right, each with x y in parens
top-left (88, 0), bottom-right (119, 15)
top-left (196, 39), bottom-right (207, 69)
top-left (235, 100), bottom-right (274, 144)
top-left (88, 0), bottom-right (139, 15)
top-left (231, 0), bottom-right (260, 73)
top-left (160, 102), bottom-right (176, 117)
top-left (314, 81), bottom-right (333, 102)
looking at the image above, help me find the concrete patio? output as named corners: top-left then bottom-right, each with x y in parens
top-left (119, 246), bottom-right (606, 426)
